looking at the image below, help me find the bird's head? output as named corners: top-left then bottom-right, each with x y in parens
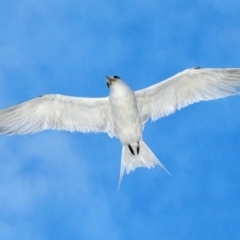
top-left (106, 75), bottom-right (121, 88)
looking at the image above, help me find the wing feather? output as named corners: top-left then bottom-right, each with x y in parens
top-left (136, 68), bottom-right (240, 123)
top-left (0, 94), bottom-right (115, 137)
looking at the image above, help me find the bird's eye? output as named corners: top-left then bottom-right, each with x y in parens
top-left (113, 75), bottom-right (120, 79)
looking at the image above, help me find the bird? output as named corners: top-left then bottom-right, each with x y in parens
top-left (0, 67), bottom-right (240, 187)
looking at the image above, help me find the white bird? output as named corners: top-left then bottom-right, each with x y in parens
top-left (0, 67), bottom-right (240, 187)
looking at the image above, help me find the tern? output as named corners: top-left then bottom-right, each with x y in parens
top-left (0, 67), bottom-right (240, 187)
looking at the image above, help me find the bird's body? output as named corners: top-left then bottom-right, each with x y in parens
top-left (109, 78), bottom-right (141, 151)
top-left (0, 68), bottom-right (240, 186)
top-left (107, 77), bottom-right (169, 186)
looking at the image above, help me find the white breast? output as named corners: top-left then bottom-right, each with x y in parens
top-left (109, 80), bottom-right (142, 145)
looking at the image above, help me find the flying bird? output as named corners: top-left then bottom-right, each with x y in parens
top-left (0, 67), bottom-right (240, 187)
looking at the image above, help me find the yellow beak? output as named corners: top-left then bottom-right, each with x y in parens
top-left (106, 76), bottom-right (116, 87)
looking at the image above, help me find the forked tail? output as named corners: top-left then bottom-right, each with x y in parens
top-left (118, 141), bottom-right (170, 189)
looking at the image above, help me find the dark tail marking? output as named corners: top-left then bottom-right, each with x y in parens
top-left (137, 141), bottom-right (140, 155)
top-left (128, 145), bottom-right (135, 155)
top-left (128, 142), bottom-right (140, 155)
top-left (137, 145), bottom-right (139, 155)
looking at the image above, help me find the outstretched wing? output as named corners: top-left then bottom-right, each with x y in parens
top-left (136, 68), bottom-right (240, 123)
top-left (0, 94), bottom-right (115, 137)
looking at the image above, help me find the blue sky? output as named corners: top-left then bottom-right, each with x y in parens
top-left (0, 1), bottom-right (240, 239)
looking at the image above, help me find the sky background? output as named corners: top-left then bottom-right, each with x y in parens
top-left (0, 1), bottom-right (240, 239)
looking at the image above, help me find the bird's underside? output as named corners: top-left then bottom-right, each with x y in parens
top-left (0, 67), bottom-right (240, 187)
